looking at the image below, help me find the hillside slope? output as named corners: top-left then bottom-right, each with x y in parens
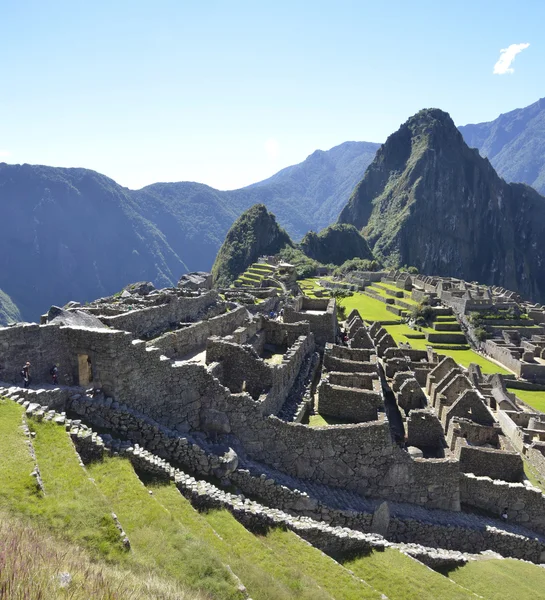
top-left (0, 164), bottom-right (187, 320)
top-left (459, 97), bottom-right (545, 194)
top-left (338, 108), bottom-right (545, 302)
top-left (0, 288), bottom-right (21, 325)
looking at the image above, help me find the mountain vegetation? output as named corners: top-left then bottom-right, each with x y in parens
top-left (299, 223), bottom-right (374, 266)
top-left (459, 97), bottom-right (545, 194)
top-left (338, 108), bottom-right (545, 303)
top-left (211, 205), bottom-right (293, 287)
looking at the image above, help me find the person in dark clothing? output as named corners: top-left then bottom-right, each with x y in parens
top-left (50, 364), bottom-right (59, 385)
top-left (21, 362), bottom-right (31, 388)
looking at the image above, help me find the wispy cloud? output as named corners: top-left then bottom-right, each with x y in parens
top-left (493, 43), bottom-right (530, 75)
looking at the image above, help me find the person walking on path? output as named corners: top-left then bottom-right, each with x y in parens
top-left (50, 364), bottom-right (59, 385)
top-left (21, 361), bottom-right (31, 388)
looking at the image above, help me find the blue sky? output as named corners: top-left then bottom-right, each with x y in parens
top-left (1, 0), bottom-right (543, 190)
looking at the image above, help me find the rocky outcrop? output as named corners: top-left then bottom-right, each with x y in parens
top-left (299, 223), bottom-right (374, 266)
top-left (211, 204), bottom-right (293, 286)
top-left (338, 108), bottom-right (545, 303)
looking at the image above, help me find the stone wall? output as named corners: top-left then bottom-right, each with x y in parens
top-left (284, 297), bottom-right (337, 349)
top-left (147, 306), bottom-right (248, 358)
top-left (460, 473), bottom-right (545, 534)
top-left (456, 442), bottom-right (524, 482)
top-left (406, 410), bottom-right (445, 449)
top-left (206, 334), bottom-right (315, 416)
top-left (328, 372), bottom-right (377, 390)
top-left (323, 354), bottom-right (377, 374)
top-left (99, 291), bottom-right (220, 338)
top-left (316, 381), bottom-right (383, 423)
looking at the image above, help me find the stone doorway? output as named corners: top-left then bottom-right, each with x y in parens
top-left (78, 354), bottom-right (93, 386)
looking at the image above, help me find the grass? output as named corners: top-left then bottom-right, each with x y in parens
top-left (449, 558), bottom-right (545, 600)
top-left (369, 284), bottom-right (419, 306)
top-left (522, 453), bottom-right (545, 491)
top-left (338, 291), bottom-right (402, 323)
top-left (344, 548), bottom-right (474, 600)
top-left (260, 527), bottom-right (382, 599)
top-left (88, 456), bottom-right (243, 600)
top-left (0, 509), bottom-right (203, 600)
top-left (151, 483), bottom-right (331, 600)
top-left (203, 507), bottom-right (335, 600)
top-left (511, 388), bottom-right (545, 413)
top-left (307, 414), bottom-right (354, 427)
top-left (29, 419), bottom-right (126, 559)
top-left (0, 399), bottom-right (41, 510)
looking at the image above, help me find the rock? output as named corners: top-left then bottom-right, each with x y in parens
top-left (370, 501), bottom-right (390, 537)
top-left (407, 446), bottom-right (424, 458)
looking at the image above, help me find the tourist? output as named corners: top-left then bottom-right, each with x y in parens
top-left (501, 508), bottom-right (508, 522)
top-left (50, 364), bottom-right (59, 385)
top-left (21, 361), bottom-right (31, 388)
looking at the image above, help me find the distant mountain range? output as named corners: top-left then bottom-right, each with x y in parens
top-left (339, 109), bottom-right (545, 303)
top-left (459, 97), bottom-right (545, 195)
top-left (2, 96), bottom-right (545, 323)
top-left (0, 141), bottom-right (378, 322)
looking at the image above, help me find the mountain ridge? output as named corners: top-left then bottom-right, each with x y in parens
top-left (459, 97), bottom-right (545, 194)
top-left (339, 108), bottom-right (545, 303)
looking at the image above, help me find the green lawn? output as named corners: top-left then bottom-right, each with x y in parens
top-left (449, 558), bottom-right (545, 600)
top-left (344, 548), bottom-right (473, 600)
top-left (0, 399), bottom-right (42, 510)
top-left (338, 292), bottom-right (402, 323)
top-left (261, 527), bottom-right (382, 600)
top-left (307, 414), bottom-right (355, 427)
top-left (384, 324), bottom-right (510, 375)
top-left (510, 388), bottom-right (545, 413)
top-left (152, 482), bottom-right (327, 600)
top-left (88, 457), bottom-right (243, 600)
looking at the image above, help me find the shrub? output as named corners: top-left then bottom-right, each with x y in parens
top-left (337, 304), bottom-right (347, 321)
top-left (474, 327), bottom-right (488, 342)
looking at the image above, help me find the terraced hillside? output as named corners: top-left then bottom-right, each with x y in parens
top-left (234, 262), bottom-right (278, 289)
top-left (298, 277), bottom-right (510, 375)
top-left (5, 393), bottom-right (540, 600)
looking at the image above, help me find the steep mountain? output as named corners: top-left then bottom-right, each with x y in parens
top-left (338, 109), bottom-right (545, 302)
top-left (0, 288), bottom-right (21, 325)
top-left (299, 223), bottom-right (374, 266)
top-left (0, 164), bottom-right (187, 320)
top-left (211, 204), bottom-right (293, 287)
top-left (248, 141), bottom-right (380, 234)
top-left (459, 98), bottom-right (545, 194)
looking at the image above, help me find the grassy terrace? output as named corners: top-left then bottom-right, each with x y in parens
top-left (338, 290), bottom-right (402, 322)
top-left (345, 548), bottom-right (474, 600)
top-left (510, 388), bottom-right (545, 413)
top-left (369, 283), bottom-right (419, 306)
top-left (449, 559), bottom-right (545, 600)
top-left (337, 291), bottom-right (510, 375)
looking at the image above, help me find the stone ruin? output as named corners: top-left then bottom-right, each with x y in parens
top-left (2, 279), bottom-right (545, 566)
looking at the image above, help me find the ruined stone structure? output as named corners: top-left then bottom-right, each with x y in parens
top-left (2, 281), bottom-right (545, 565)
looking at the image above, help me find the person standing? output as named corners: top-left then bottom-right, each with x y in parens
top-left (21, 361), bottom-right (31, 388)
top-left (50, 364), bottom-right (59, 385)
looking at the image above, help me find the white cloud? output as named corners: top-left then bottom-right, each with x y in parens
top-left (493, 43), bottom-right (530, 75)
top-left (264, 138), bottom-right (280, 160)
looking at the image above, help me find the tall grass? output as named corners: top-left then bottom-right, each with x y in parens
top-left (0, 512), bottom-right (205, 600)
